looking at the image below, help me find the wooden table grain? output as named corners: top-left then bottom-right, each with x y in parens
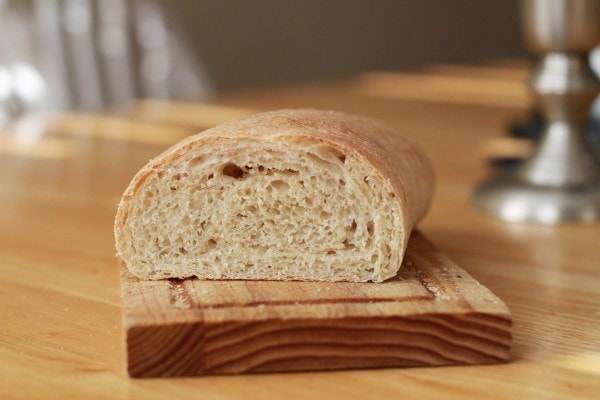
top-left (1, 65), bottom-right (599, 399)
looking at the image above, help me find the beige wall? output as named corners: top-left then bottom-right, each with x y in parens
top-left (165, 0), bottom-right (526, 92)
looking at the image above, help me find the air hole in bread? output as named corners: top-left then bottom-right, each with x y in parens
top-left (348, 219), bottom-right (357, 232)
top-left (342, 239), bottom-right (356, 250)
top-left (189, 156), bottom-right (203, 166)
top-left (270, 180), bottom-right (289, 190)
top-left (328, 146), bottom-right (347, 164)
top-left (327, 250), bottom-right (336, 255)
top-left (207, 173), bottom-right (214, 180)
top-left (367, 221), bottom-right (374, 235)
top-left (222, 163), bottom-right (245, 179)
top-left (207, 239), bottom-right (217, 248)
top-left (307, 153), bottom-right (338, 172)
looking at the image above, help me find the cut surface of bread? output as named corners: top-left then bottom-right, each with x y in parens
top-left (114, 109), bottom-right (434, 282)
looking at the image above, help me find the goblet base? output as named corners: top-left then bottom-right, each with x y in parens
top-left (472, 172), bottom-right (600, 224)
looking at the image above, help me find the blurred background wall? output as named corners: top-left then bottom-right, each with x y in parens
top-left (168, 0), bottom-right (525, 92)
top-left (0, 0), bottom-right (525, 123)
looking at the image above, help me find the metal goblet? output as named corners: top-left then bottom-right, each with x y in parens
top-left (472, 0), bottom-right (600, 224)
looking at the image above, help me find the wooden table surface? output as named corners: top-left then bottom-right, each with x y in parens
top-left (1, 64), bottom-right (599, 399)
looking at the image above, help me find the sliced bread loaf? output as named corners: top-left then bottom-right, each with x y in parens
top-left (114, 109), bottom-right (434, 282)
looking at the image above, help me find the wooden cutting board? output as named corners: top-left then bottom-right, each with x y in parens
top-left (120, 232), bottom-right (511, 377)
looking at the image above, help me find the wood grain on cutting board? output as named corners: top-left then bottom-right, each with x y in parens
top-left (121, 232), bottom-right (511, 377)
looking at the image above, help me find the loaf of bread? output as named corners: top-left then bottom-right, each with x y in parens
top-left (114, 109), bottom-right (434, 282)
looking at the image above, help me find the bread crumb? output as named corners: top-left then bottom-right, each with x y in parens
top-left (171, 282), bottom-right (191, 309)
